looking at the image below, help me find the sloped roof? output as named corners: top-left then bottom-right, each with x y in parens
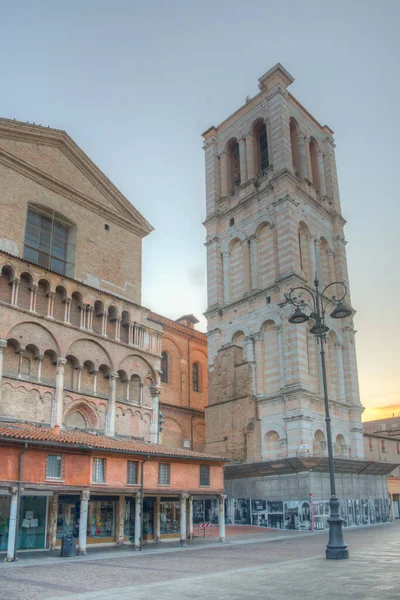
top-left (0, 421), bottom-right (227, 462)
top-left (0, 118), bottom-right (153, 238)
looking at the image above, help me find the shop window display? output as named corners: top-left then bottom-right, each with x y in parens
top-left (0, 496), bottom-right (11, 551)
top-left (87, 501), bottom-right (116, 539)
top-left (160, 501), bottom-right (180, 535)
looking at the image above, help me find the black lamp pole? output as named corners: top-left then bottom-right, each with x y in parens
top-left (286, 278), bottom-right (352, 560)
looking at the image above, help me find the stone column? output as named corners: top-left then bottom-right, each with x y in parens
top-left (37, 355), bottom-right (44, 383)
top-left (128, 323), bottom-right (134, 345)
top-left (86, 306), bottom-right (93, 331)
top-left (0, 339), bottom-right (7, 385)
top-left (115, 318), bottom-right (121, 341)
top-left (314, 239), bottom-right (322, 282)
top-left (298, 135), bottom-right (307, 180)
top-left (64, 298), bottom-right (71, 323)
top-left (54, 358), bottom-right (66, 427)
top-left (78, 489), bottom-right (90, 555)
top-left (134, 492), bottom-right (141, 550)
top-left (242, 239), bottom-right (251, 294)
top-left (101, 312), bottom-right (107, 336)
top-left (245, 335), bottom-right (256, 395)
top-left (154, 496), bottom-right (161, 543)
top-left (254, 333), bottom-right (264, 395)
top-left (47, 292), bottom-right (54, 318)
top-left (220, 151), bottom-right (228, 197)
top-left (76, 366), bottom-right (83, 393)
top-left (218, 494), bottom-right (226, 542)
top-left (238, 137), bottom-right (247, 183)
top-left (317, 150), bottom-right (327, 196)
top-left (105, 372), bottom-right (118, 436)
top-left (11, 278), bottom-right (20, 306)
top-left (149, 386), bottom-right (161, 443)
top-left (29, 285), bottom-right (37, 312)
top-left (188, 496), bottom-right (193, 541)
top-left (275, 325), bottom-right (286, 390)
top-left (93, 369), bottom-right (98, 396)
top-left (249, 235), bottom-right (260, 290)
top-left (79, 304), bottom-right (86, 329)
top-left (334, 342), bottom-right (346, 402)
top-left (245, 133), bottom-right (255, 179)
top-left (180, 494), bottom-right (188, 546)
top-left (6, 486), bottom-right (18, 561)
top-left (222, 251), bottom-right (231, 305)
top-left (116, 495), bottom-right (125, 545)
top-left (47, 494), bottom-right (59, 550)
top-left (17, 347), bottom-right (25, 379)
top-left (304, 136), bottom-right (312, 181)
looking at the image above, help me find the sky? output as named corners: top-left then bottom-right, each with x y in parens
top-left (0, 0), bottom-right (399, 420)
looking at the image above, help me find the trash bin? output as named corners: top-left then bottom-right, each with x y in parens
top-left (60, 535), bottom-right (76, 557)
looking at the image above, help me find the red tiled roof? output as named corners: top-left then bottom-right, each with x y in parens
top-left (0, 422), bottom-right (227, 462)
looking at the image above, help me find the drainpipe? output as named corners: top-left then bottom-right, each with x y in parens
top-left (13, 443), bottom-right (28, 561)
top-left (139, 455), bottom-right (150, 551)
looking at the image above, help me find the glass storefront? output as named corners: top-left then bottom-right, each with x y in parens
top-left (143, 498), bottom-right (154, 540)
top-left (0, 495), bottom-right (48, 551)
top-left (57, 495), bottom-right (117, 543)
top-left (160, 500), bottom-right (180, 535)
top-left (18, 496), bottom-right (47, 549)
top-left (0, 496), bottom-right (11, 551)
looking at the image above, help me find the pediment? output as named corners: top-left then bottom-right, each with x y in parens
top-left (0, 119), bottom-right (153, 237)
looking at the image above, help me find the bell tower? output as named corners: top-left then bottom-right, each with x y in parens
top-left (202, 64), bottom-right (364, 464)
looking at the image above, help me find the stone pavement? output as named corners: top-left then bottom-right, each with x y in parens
top-left (0, 521), bottom-right (399, 600)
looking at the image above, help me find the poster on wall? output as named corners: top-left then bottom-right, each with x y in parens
top-left (205, 499), bottom-right (219, 524)
top-left (251, 499), bottom-right (268, 527)
top-left (369, 499), bottom-right (376, 525)
top-left (361, 499), bottom-right (369, 526)
top-left (299, 501), bottom-right (312, 531)
top-left (355, 499), bottom-right (361, 526)
top-left (339, 500), bottom-right (348, 527)
top-left (284, 502), bottom-right (299, 530)
top-left (347, 500), bottom-right (355, 527)
top-left (234, 499), bottom-right (251, 525)
top-left (374, 499), bottom-right (381, 524)
top-left (267, 501), bottom-right (284, 529)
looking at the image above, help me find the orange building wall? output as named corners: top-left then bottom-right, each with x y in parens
top-left (0, 444), bottom-right (224, 494)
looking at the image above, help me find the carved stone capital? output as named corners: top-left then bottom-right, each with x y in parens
top-left (149, 385), bottom-right (162, 397)
top-left (8, 486), bottom-right (18, 496)
top-left (0, 339), bottom-right (7, 350)
top-left (81, 489), bottom-right (90, 502)
top-left (110, 372), bottom-right (119, 380)
top-left (180, 493), bottom-right (189, 502)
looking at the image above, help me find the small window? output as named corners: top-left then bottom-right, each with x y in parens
top-left (92, 457), bottom-right (106, 483)
top-left (229, 218), bottom-right (235, 227)
top-left (158, 463), bottom-right (170, 485)
top-left (46, 455), bottom-right (62, 479)
top-left (397, 442), bottom-right (400, 455)
top-left (200, 465), bottom-right (210, 487)
top-left (266, 296), bottom-right (271, 304)
top-left (127, 460), bottom-right (139, 485)
top-left (368, 438), bottom-right (373, 451)
top-left (192, 362), bottom-right (200, 392)
top-left (161, 352), bottom-right (168, 384)
top-left (381, 439), bottom-right (386, 452)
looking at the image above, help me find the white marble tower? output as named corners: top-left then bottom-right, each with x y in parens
top-left (203, 64), bottom-right (364, 464)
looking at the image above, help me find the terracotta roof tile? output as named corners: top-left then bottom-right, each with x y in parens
top-left (0, 422), bottom-right (227, 461)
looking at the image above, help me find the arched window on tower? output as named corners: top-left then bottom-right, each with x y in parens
top-left (254, 121), bottom-right (269, 174)
top-left (290, 118), bottom-right (301, 175)
top-left (192, 362), bottom-right (200, 392)
top-left (161, 352), bottom-right (168, 383)
top-left (309, 137), bottom-right (320, 192)
top-left (227, 139), bottom-right (241, 194)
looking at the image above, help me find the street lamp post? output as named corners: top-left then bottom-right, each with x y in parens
top-left (285, 277), bottom-right (352, 560)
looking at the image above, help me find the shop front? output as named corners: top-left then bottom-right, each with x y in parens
top-left (57, 495), bottom-right (118, 545)
top-left (0, 493), bottom-right (48, 551)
